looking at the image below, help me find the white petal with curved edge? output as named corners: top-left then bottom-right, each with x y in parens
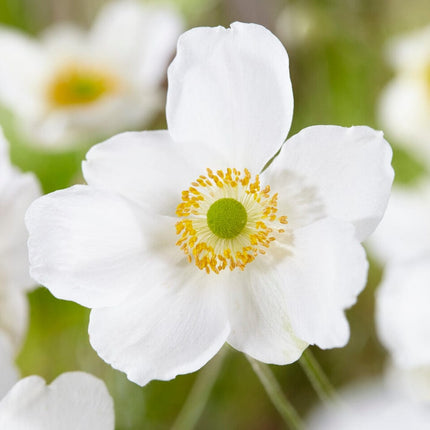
top-left (0, 27), bottom-right (47, 118)
top-left (0, 335), bottom-right (18, 399)
top-left (89, 265), bottom-right (229, 386)
top-left (90, 0), bottom-right (182, 86)
top-left (279, 218), bottom-right (368, 348)
top-left (83, 130), bottom-right (200, 216)
top-left (0, 169), bottom-right (41, 291)
top-left (368, 184), bottom-right (430, 263)
top-left (167, 22), bottom-right (294, 173)
top-left (225, 262), bottom-right (308, 364)
top-left (26, 185), bottom-right (153, 308)
top-left (376, 256), bottom-right (430, 368)
top-left (0, 372), bottom-right (114, 430)
top-left (267, 126), bottom-right (393, 241)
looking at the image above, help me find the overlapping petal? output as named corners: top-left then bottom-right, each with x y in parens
top-left (277, 217), bottom-right (368, 348)
top-left (225, 264), bottom-right (308, 364)
top-left (266, 126), bottom-right (394, 241)
top-left (0, 372), bottom-right (114, 430)
top-left (166, 22), bottom-right (294, 172)
top-left (82, 130), bottom-right (200, 216)
top-left (26, 185), bottom-right (155, 308)
top-left (89, 266), bottom-right (229, 386)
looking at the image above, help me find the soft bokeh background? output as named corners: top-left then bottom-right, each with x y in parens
top-left (1, 0), bottom-right (429, 428)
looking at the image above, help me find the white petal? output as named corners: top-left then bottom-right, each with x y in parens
top-left (225, 264), bottom-right (307, 364)
top-left (0, 27), bottom-right (47, 118)
top-left (307, 380), bottom-right (430, 430)
top-left (0, 335), bottom-right (19, 399)
top-left (378, 77), bottom-right (430, 161)
top-left (386, 25), bottom-right (430, 71)
top-left (376, 256), bottom-right (430, 368)
top-left (166, 22), bottom-right (294, 172)
top-left (386, 364), bottom-right (430, 403)
top-left (0, 372), bottom-right (114, 430)
top-left (82, 130), bottom-right (199, 216)
top-left (89, 265), bottom-right (229, 386)
top-left (0, 127), bottom-right (8, 162)
top-left (368, 183), bottom-right (430, 263)
top-left (279, 218), bottom-right (368, 348)
top-left (41, 23), bottom-right (87, 56)
top-left (0, 288), bottom-right (28, 352)
top-left (90, 0), bottom-right (182, 86)
top-left (267, 125), bottom-right (393, 241)
top-left (0, 169), bottom-right (41, 291)
top-left (26, 185), bottom-right (154, 308)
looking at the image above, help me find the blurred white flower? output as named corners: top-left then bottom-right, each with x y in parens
top-left (0, 371), bottom-right (114, 429)
top-left (307, 380), bottom-right (430, 430)
top-left (379, 25), bottom-right (430, 161)
top-left (0, 334), bottom-right (19, 399)
top-left (26, 22), bottom-right (393, 386)
top-left (368, 182), bottom-right (430, 263)
top-left (0, 128), bottom-right (40, 351)
top-left (0, 0), bottom-right (182, 148)
top-left (376, 256), bottom-right (430, 402)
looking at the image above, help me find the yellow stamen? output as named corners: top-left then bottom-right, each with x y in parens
top-left (176, 168), bottom-right (288, 274)
top-left (47, 63), bottom-right (119, 107)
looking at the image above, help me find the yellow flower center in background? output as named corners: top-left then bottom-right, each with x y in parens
top-left (47, 64), bottom-right (119, 107)
top-left (176, 168), bottom-right (288, 274)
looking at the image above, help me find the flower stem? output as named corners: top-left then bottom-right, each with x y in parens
top-left (299, 349), bottom-right (338, 404)
top-left (247, 356), bottom-right (305, 430)
top-left (171, 347), bottom-right (228, 430)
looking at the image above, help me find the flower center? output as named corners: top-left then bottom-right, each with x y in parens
top-left (176, 168), bottom-right (288, 274)
top-left (47, 64), bottom-right (119, 107)
top-left (207, 198), bottom-right (248, 239)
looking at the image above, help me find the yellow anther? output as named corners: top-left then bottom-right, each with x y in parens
top-left (175, 167), bottom-right (288, 274)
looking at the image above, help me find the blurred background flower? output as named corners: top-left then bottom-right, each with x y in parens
top-left (1, 0), bottom-right (430, 429)
top-left (0, 0), bottom-right (182, 149)
top-left (0, 371), bottom-right (115, 429)
top-left (0, 128), bottom-right (40, 399)
top-left (0, 334), bottom-right (19, 398)
top-left (307, 379), bottom-right (430, 430)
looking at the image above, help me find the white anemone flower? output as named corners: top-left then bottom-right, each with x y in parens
top-left (26, 22), bottom-right (393, 386)
top-left (0, 128), bottom-right (41, 350)
top-left (376, 256), bottom-right (430, 402)
top-left (0, 372), bottom-right (114, 429)
top-left (378, 25), bottom-right (430, 161)
top-left (0, 334), bottom-right (19, 399)
top-left (0, 0), bottom-right (182, 148)
top-left (368, 182), bottom-right (430, 263)
top-left (307, 380), bottom-right (430, 430)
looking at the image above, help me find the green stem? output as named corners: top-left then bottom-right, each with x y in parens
top-left (171, 347), bottom-right (228, 430)
top-left (247, 357), bottom-right (305, 430)
top-left (299, 349), bottom-right (338, 404)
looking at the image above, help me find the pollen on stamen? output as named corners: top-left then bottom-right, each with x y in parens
top-left (175, 168), bottom-right (289, 274)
